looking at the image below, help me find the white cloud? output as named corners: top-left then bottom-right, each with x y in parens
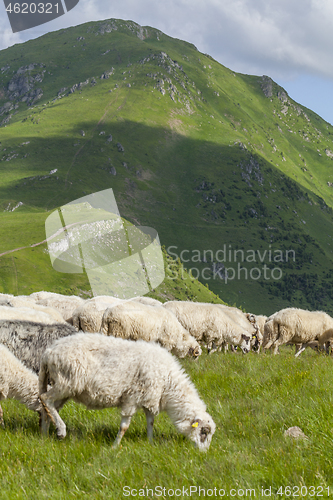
top-left (0, 23), bottom-right (24, 53)
top-left (1, 0), bottom-right (333, 82)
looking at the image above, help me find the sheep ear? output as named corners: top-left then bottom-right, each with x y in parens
top-left (191, 418), bottom-right (202, 428)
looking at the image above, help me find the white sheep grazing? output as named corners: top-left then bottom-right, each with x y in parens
top-left (128, 296), bottom-right (162, 306)
top-left (71, 296), bottom-right (161, 332)
top-left (0, 298), bottom-right (13, 307)
top-left (294, 328), bottom-right (333, 357)
top-left (262, 308), bottom-right (333, 356)
top-left (245, 313), bottom-right (267, 352)
top-left (252, 315), bottom-right (267, 337)
top-left (262, 313), bottom-right (300, 354)
top-left (216, 305), bottom-right (260, 352)
top-left (163, 301), bottom-right (251, 354)
top-left (0, 305), bottom-right (65, 325)
top-left (3, 297), bottom-right (66, 324)
top-left (100, 301), bottom-right (201, 359)
top-left (30, 291), bottom-right (85, 323)
top-left (5, 296), bottom-right (36, 307)
top-left (262, 317), bottom-right (275, 350)
top-left (219, 307), bottom-right (267, 352)
top-left (39, 333), bottom-right (215, 450)
top-left (0, 295), bottom-right (33, 308)
top-left (72, 296), bottom-right (123, 332)
top-left (0, 344), bottom-right (41, 426)
top-left (0, 293), bottom-right (14, 301)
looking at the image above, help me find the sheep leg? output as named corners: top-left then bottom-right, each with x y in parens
top-left (144, 408), bottom-right (155, 442)
top-left (113, 415), bottom-right (132, 447)
top-left (207, 341), bottom-right (218, 354)
top-left (272, 325), bottom-right (290, 354)
top-left (325, 340), bottom-right (333, 355)
top-left (39, 398), bottom-right (53, 435)
top-left (295, 344), bottom-right (307, 357)
top-left (40, 390), bottom-right (67, 439)
top-left (262, 339), bottom-right (273, 350)
top-left (271, 343), bottom-right (282, 355)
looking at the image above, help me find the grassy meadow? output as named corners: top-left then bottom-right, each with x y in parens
top-left (1, 347), bottom-right (333, 499)
top-left (1, 19), bottom-right (333, 499)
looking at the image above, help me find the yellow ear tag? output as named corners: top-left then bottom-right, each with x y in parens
top-left (192, 422), bottom-right (199, 428)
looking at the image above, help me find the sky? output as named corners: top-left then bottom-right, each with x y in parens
top-left (0, 0), bottom-right (333, 124)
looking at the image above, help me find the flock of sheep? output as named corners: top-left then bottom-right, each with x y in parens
top-left (0, 290), bottom-right (332, 451)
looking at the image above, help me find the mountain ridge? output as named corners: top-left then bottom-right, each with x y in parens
top-left (1, 18), bottom-right (333, 313)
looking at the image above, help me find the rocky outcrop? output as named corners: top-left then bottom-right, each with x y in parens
top-left (21, 88), bottom-right (43, 104)
top-left (100, 69), bottom-right (114, 79)
top-left (8, 65), bottom-right (44, 93)
top-left (260, 76), bottom-right (273, 98)
top-left (87, 21), bottom-right (118, 35)
top-left (3, 64), bottom-right (45, 112)
top-left (0, 102), bottom-right (14, 116)
top-left (277, 90), bottom-right (288, 103)
top-left (239, 156), bottom-right (264, 187)
top-left (8, 75), bottom-right (34, 96)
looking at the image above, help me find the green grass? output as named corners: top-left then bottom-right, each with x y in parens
top-left (0, 208), bottom-right (225, 303)
top-left (1, 347), bottom-right (333, 498)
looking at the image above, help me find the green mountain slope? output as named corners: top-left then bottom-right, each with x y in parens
top-left (1, 18), bottom-right (333, 313)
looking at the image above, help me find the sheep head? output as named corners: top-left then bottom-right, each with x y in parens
top-left (240, 333), bottom-right (251, 354)
top-left (188, 415), bottom-right (216, 451)
top-left (188, 345), bottom-right (202, 359)
top-left (251, 333), bottom-right (260, 351)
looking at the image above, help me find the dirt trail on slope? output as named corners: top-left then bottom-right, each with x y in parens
top-left (0, 221), bottom-right (84, 258)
